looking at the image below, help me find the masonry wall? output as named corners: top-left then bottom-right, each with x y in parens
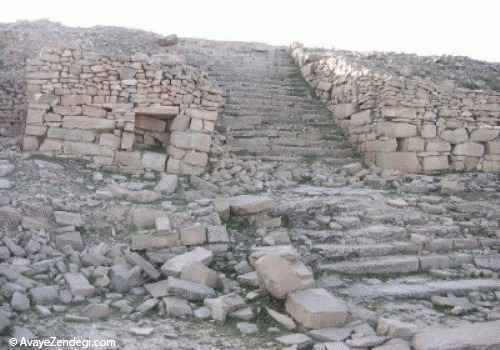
top-left (0, 76), bottom-right (26, 129)
top-left (23, 47), bottom-right (223, 174)
top-left (289, 43), bottom-right (500, 173)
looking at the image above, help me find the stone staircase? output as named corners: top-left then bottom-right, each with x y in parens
top-left (180, 39), bottom-right (356, 164)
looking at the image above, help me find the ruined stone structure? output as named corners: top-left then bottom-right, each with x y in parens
top-left (23, 47), bottom-right (223, 174)
top-left (289, 43), bottom-right (500, 173)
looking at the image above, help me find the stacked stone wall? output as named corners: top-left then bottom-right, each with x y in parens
top-left (289, 43), bottom-right (500, 173)
top-left (0, 76), bottom-right (26, 129)
top-left (23, 47), bottom-right (223, 174)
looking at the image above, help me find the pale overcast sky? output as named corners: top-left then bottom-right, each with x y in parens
top-left (2, 0), bottom-right (498, 62)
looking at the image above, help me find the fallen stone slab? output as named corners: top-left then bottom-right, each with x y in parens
top-left (130, 232), bottom-right (177, 250)
top-left (249, 245), bottom-right (301, 266)
top-left (29, 286), bottom-right (59, 304)
top-left (276, 333), bottom-right (313, 350)
top-left (65, 273), bottom-right (96, 297)
top-left (373, 338), bottom-right (411, 350)
top-left (55, 231), bottom-right (84, 252)
top-left (265, 307), bottom-right (296, 330)
top-left (180, 263), bottom-right (219, 288)
top-left (54, 211), bottom-right (84, 227)
top-left (82, 303), bottom-right (109, 318)
top-left (285, 288), bottom-right (348, 329)
top-left (411, 320), bottom-right (500, 350)
top-left (377, 318), bottom-right (419, 341)
top-left (160, 247), bottom-right (213, 277)
top-left (163, 296), bottom-right (193, 317)
top-left (126, 252), bottom-right (161, 279)
top-left (308, 327), bottom-right (352, 342)
top-left (320, 256), bottom-right (419, 274)
top-left (144, 280), bottom-right (170, 298)
top-left (109, 265), bottom-right (141, 293)
top-left (154, 173), bottom-right (178, 194)
top-left (228, 195), bottom-right (276, 215)
top-left (166, 276), bottom-right (216, 301)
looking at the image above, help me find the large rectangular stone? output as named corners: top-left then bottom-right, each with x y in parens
top-left (82, 105), bottom-right (106, 118)
top-left (62, 116), bottom-right (116, 131)
top-left (333, 104), bottom-right (355, 119)
top-left (130, 233), bottom-right (178, 250)
top-left (452, 142), bottom-right (485, 156)
top-left (63, 141), bottom-right (102, 156)
top-left (228, 195), bottom-right (276, 215)
top-left (376, 152), bottom-right (422, 173)
top-left (422, 156), bottom-right (449, 172)
top-left (60, 95), bottom-right (92, 106)
top-left (135, 115), bottom-right (167, 132)
top-left (170, 131), bottom-right (211, 152)
top-left (47, 127), bottom-right (96, 142)
top-left (185, 108), bottom-right (217, 121)
top-left (350, 110), bottom-right (371, 126)
top-left (134, 106), bottom-right (179, 117)
top-left (382, 107), bottom-right (417, 120)
top-left (286, 288), bottom-right (348, 329)
top-left (142, 152), bottom-right (167, 172)
top-left (65, 273), bottom-right (95, 296)
top-left (126, 252), bottom-right (161, 279)
top-left (160, 247), bottom-right (213, 277)
top-left (27, 71), bottom-right (60, 80)
top-left (412, 320), bottom-right (500, 350)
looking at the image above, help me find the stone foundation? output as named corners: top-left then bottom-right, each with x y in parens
top-left (23, 47), bottom-right (223, 174)
top-left (289, 43), bottom-right (500, 173)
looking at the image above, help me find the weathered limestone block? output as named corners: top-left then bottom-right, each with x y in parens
top-left (26, 109), bottom-right (45, 124)
top-left (212, 197), bottom-right (230, 221)
top-left (180, 262), bottom-right (219, 288)
top-left (422, 156), bottom-right (449, 172)
top-left (183, 151), bottom-right (208, 167)
top-left (180, 224), bottom-right (207, 246)
top-left (23, 137), bottom-right (39, 151)
top-left (60, 95), bottom-right (92, 106)
top-left (452, 142), bottom-right (485, 157)
top-left (254, 255), bottom-right (303, 299)
top-left (27, 71), bottom-right (60, 80)
top-left (63, 141), bottom-right (102, 156)
top-left (65, 273), bottom-right (95, 296)
top-left (115, 151), bottom-right (142, 167)
top-left (382, 107), bottom-right (417, 120)
top-left (120, 132), bottom-right (135, 150)
top-left (160, 247), bottom-right (213, 277)
top-left (24, 125), bottom-right (47, 136)
top-left (154, 173), bottom-right (178, 194)
top-left (117, 67), bottom-right (136, 80)
top-left (170, 113), bottom-right (190, 131)
top-left (426, 141), bottom-right (451, 152)
top-left (376, 152), bottom-right (421, 173)
top-left (62, 116), bottom-right (115, 131)
top-left (285, 288), bottom-right (348, 329)
top-left (469, 128), bottom-right (500, 141)
top-left (53, 105), bottom-right (82, 116)
top-left (170, 131), bottom-right (211, 152)
top-left (403, 137), bottom-right (425, 152)
top-left (99, 134), bottom-right (121, 149)
top-left (482, 161), bottom-right (500, 172)
top-left (185, 108), bottom-right (217, 121)
top-left (82, 105), bottom-right (106, 118)
top-left (333, 103), bottom-right (355, 119)
top-left (47, 127), bottom-right (96, 142)
top-left (350, 110), bottom-right (371, 126)
top-left (130, 233), bottom-right (178, 250)
top-left (377, 122), bottom-right (417, 138)
top-left (135, 115), bottom-right (167, 132)
top-left (166, 158), bottom-right (182, 174)
top-left (39, 139), bottom-right (63, 152)
top-left (440, 128), bottom-right (468, 144)
top-left (134, 106), bottom-right (179, 117)
top-left (142, 152), bottom-right (167, 172)
top-left (228, 195), bottom-right (276, 215)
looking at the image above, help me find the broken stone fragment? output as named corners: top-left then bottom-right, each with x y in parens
top-left (163, 296), bottom-right (193, 317)
top-left (109, 265), bottom-right (141, 293)
top-left (160, 247), bottom-right (213, 277)
top-left (228, 195), bottom-right (276, 215)
top-left (180, 262), bottom-right (219, 288)
top-left (165, 276), bottom-right (216, 301)
top-left (81, 303), bottom-right (109, 318)
top-left (64, 273), bottom-right (96, 297)
top-left (55, 231), bottom-right (84, 252)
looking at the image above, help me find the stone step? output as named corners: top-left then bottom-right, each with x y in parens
top-left (341, 278), bottom-right (500, 299)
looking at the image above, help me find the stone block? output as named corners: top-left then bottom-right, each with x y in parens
top-left (228, 195), bottom-right (276, 215)
top-left (160, 247), bottom-right (213, 277)
top-left (99, 133), bottom-right (121, 149)
top-left (23, 136), bottom-right (39, 151)
top-left (0, 206), bottom-right (22, 228)
top-left (109, 265), bottom-right (141, 293)
top-left (47, 127), bottom-right (96, 142)
top-left (133, 106), bottom-right (179, 116)
top-left (183, 151), bottom-right (208, 167)
top-left (39, 138), bottom-right (63, 152)
top-left (126, 252), bottom-right (161, 279)
top-left (53, 105), bottom-right (82, 116)
top-left (121, 132), bottom-right (135, 150)
top-left (163, 296), bottom-right (193, 317)
top-left (185, 108), bottom-right (217, 121)
top-left (135, 115), bottom-right (167, 132)
top-left (24, 125), bottom-right (47, 136)
top-left (254, 255), bottom-right (303, 299)
top-left (190, 118), bottom-right (204, 132)
top-left (469, 128), bottom-right (500, 141)
top-left (27, 71), bottom-right (60, 80)
top-left (65, 273), bottom-right (95, 296)
top-left (62, 116), bottom-right (115, 131)
top-left (212, 197), bottom-right (230, 221)
top-left (206, 225), bottom-right (229, 243)
top-left (286, 288), bottom-right (349, 328)
top-left (115, 151), bottom-right (142, 167)
top-left (333, 103), bottom-right (355, 119)
top-left (26, 109), bottom-right (45, 124)
top-left (180, 224), bottom-right (207, 246)
top-left (382, 107), bottom-right (417, 120)
top-left (180, 262), bottom-right (219, 288)
top-left (29, 286), bottom-right (59, 304)
top-left (142, 152), bottom-right (167, 172)
top-left (82, 304), bottom-right (109, 318)
top-left (440, 128), bottom-right (468, 144)
top-left (170, 113), bottom-right (190, 131)
top-left (422, 156), bottom-right (449, 172)
top-left (376, 152), bottom-right (422, 173)
top-left (130, 233), bottom-right (178, 250)
top-left (403, 137), bottom-right (425, 152)
top-left (411, 320), bottom-right (500, 350)
top-left (486, 141), bottom-right (500, 154)
top-left (377, 122), bottom-right (417, 137)
top-left (82, 105), bottom-right (106, 118)
top-left (154, 173), bottom-right (178, 194)
top-left (350, 110), bottom-right (371, 126)
top-left (54, 211), bottom-right (84, 227)
top-left (55, 231), bottom-right (84, 251)
top-left (60, 95), bottom-right (92, 106)
top-left (63, 141), bottom-right (102, 156)
top-left (452, 142), bottom-right (485, 156)
top-left (166, 158), bottom-right (182, 174)
top-left (426, 141), bottom-right (451, 152)
top-left (117, 66), bottom-right (136, 80)
top-left (164, 276), bottom-right (216, 300)
top-left (421, 124), bottom-right (436, 138)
